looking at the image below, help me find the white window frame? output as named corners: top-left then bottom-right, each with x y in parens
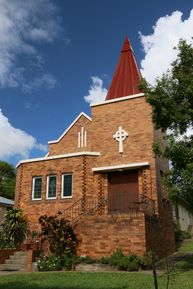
top-left (46, 175), bottom-right (57, 200)
top-left (32, 177), bottom-right (42, 201)
top-left (61, 173), bottom-right (73, 199)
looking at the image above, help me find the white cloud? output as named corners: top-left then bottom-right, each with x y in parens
top-left (0, 109), bottom-right (47, 160)
top-left (22, 73), bottom-right (57, 93)
top-left (140, 10), bottom-right (193, 84)
top-left (0, 0), bottom-right (62, 90)
top-left (84, 76), bottom-right (107, 105)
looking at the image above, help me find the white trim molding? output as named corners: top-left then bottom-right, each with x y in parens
top-left (32, 176), bottom-right (42, 201)
top-left (61, 173), bottom-right (73, 199)
top-left (91, 93), bottom-right (145, 107)
top-left (46, 175), bottom-right (57, 200)
top-left (16, 151), bottom-right (100, 168)
top-left (48, 112), bottom-right (92, 144)
top-left (92, 162), bottom-right (149, 172)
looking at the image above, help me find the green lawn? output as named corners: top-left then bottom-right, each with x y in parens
top-left (0, 271), bottom-right (193, 289)
top-left (178, 239), bottom-right (193, 253)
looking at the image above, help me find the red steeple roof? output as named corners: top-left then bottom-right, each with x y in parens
top-left (106, 37), bottom-right (141, 100)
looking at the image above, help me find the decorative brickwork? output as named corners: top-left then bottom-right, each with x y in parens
top-left (97, 173), bottom-right (103, 215)
top-left (81, 156), bottom-right (87, 213)
top-left (142, 168), bottom-right (153, 199)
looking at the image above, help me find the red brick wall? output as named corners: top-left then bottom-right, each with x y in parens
top-left (15, 155), bottom-right (98, 232)
top-left (49, 115), bottom-right (92, 156)
top-left (76, 214), bottom-right (146, 258)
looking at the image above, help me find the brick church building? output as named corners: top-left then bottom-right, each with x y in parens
top-left (15, 38), bottom-right (175, 258)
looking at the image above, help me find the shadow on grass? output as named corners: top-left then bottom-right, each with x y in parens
top-left (174, 255), bottom-right (193, 272)
top-left (0, 281), bottom-right (130, 289)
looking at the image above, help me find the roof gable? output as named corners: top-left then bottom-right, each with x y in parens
top-left (48, 112), bottom-right (91, 144)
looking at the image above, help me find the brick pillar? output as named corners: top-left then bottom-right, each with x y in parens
top-left (27, 250), bottom-right (33, 272)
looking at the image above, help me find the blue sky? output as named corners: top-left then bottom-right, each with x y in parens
top-left (0, 0), bottom-right (193, 166)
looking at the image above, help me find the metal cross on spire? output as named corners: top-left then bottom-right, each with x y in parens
top-left (113, 126), bottom-right (128, 153)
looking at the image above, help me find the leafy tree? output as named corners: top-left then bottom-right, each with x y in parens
top-left (140, 39), bottom-right (193, 212)
top-left (0, 160), bottom-right (16, 199)
top-left (1, 208), bottom-right (27, 247)
top-left (39, 213), bottom-right (78, 257)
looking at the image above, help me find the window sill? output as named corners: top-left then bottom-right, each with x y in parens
top-left (61, 196), bottom-right (73, 199)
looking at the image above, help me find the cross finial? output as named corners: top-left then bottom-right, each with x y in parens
top-left (113, 126), bottom-right (128, 153)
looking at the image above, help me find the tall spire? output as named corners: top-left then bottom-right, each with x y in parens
top-left (106, 37), bottom-right (141, 100)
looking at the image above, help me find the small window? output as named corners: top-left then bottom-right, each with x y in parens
top-left (61, 174), bottom-right (73, 198)
top-left (32, 177), bottom-right (42, 200)
top-left (46, 175), bottom-right (57, 199)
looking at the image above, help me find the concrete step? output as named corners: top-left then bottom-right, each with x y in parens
top-left (5, 259), bottom-right (27, 265)
top-left (9, 256), bottom-right (27, 261)
top-left (0, 250), bottom-right (28, 272)
top-left (13, 251), bottom-right (28, 256)
top-left (0, 264), bottom-right (27, 271)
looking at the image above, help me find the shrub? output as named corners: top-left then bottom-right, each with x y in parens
top-left (104, 249), bottom-right (142, 271)
top-left (37, 254), bottom-right (62, 271)
top-left (39, 213), bottom-right (78, 257)
top-left (181, 230), bottom-right (192, 239)
top-left (117, 255), bottom-right (129, 270)
top-left (99, 256), bottom-right (110, 265)
top-left (1, 208), bottom-right (27, 247)
top-left (127, 253), bottom-right (142, 271)
top-left (174, 222), bottom-right (192, 243)
top-left (0, 230), bottom-right (15, 249)
top-left (141, 252), bottom-right (153, 270)
top-left (73, 255), bottom-right (81, 265)
top-left (61, 256), bottom-right (74, 270)
top-left (174, 222), bottom-right (184, 242)
top-left (79, 255), bottom-right (97, 264)
top-left (108, 248), bottom-right (124, 266)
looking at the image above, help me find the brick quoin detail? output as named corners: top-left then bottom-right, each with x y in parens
top-left (81, 156), bottom-right (87, 213)
top-left (97, 173), bottom-right (103, 215)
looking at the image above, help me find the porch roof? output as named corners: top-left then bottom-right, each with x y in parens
top-left (92, 162), bottom-right (149, 172)
top-left (0, 196), bottom-right (14, 206)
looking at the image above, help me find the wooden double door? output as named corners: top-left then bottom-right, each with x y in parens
top-left (108, 170), bottom-right (139, 214)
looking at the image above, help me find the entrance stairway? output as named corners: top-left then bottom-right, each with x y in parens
top-left (60, 196), bottom-right (107, 224)
top-left (0, 251), bottom-right (27, 272)
top-left (60, 195), bottom-right (155, 225)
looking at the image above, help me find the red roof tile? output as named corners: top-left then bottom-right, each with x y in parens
top-left (106, 37), bottom-right (142, 100)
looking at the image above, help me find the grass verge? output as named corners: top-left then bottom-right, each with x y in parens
top-left (0, 271), bottom-right (193, 289)
top-left (178, 239), bottom-right (193, 253)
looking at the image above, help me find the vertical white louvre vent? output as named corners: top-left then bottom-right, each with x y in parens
top-left (78, 127), bottom-right (87, 148)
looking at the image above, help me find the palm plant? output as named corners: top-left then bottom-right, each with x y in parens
top-left (2, 208), bottom-right (27, 247)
